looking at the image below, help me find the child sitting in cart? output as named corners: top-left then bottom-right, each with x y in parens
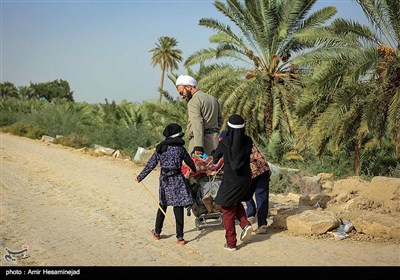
top-left (181, 146), bottom-right (224, 179)
top-left (181, 146), bottom-right (224, 216)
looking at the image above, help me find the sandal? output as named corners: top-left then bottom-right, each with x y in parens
top-left (150, 229), bottom-right (160, 241)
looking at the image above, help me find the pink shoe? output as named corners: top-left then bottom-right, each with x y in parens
top-left (150, 229), bottom-right (160, 241)
top-left (176, 239), bottom-right (186, 245)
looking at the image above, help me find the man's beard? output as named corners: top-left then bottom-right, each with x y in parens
top-left (184, 90), bottom-right (193, 102)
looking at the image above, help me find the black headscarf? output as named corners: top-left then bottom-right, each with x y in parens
top-left (155, 123), bottom-right (185, 154)
top-left (191, 146), bottom-right (204, 155)
top-left (226, 114), bottom-right (247, 171)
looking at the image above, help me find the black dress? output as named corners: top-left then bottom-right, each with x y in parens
top-left (212, 136), bottom-right (253, 207)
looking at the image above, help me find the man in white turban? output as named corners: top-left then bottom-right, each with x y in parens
top-left (176, 74), bottom-right (223, 156)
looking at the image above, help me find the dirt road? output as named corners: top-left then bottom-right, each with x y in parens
top-left (1, 132), bottom-right (399, 266)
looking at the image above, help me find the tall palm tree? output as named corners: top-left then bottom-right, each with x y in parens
top-left (294, 0), bottom-right (400, 174)
top-left (185, 0), bottom-right (336, 159)
top-left (149, 36), bottom-right (183, 103)
top-left (356, 0), bottom-right (400, 157)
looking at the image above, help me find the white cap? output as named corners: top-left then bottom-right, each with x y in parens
top-left (175, 75), bottom-right (197, 87)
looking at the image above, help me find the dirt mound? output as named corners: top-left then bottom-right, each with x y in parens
top-left (270, 174), bottom-right (400, 240)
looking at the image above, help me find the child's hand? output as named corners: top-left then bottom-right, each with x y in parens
top-left (206, 170), bottom-right (216, 176)
top-left (205, 156), bottom-right (214, 166)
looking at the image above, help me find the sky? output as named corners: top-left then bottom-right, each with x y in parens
top-left (1, 0), bottom-right (369, 104)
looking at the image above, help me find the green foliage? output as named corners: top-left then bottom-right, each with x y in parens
top-left (29, 79), bottom-right (74, 102)
top-left (184, 0), bottom-right (337, 162)
top-left (0, 82), bottom-right (18, 98)
top-left (388, 163), bottom-right (400, 178)
top-left (0, 98), bottom-right (43, 126)
top-left (291, 154), bottom-right (353, 179)
top-left (4, 121), bottom-right (45, 139)
top-left (255, 131), bottom-right (302, 165)
top-left (0, 97), bottom-right (189, 158)
top-left (265, 141), bottom-right (355, 179)
top-left (81, 99), bottom-right (182, 157)
top-left (294, 0), bottom-right (400, 174)
top-left (265, 131), bottom-right (285, 163)
top-left (31, 102), bottom-right (93, 137)
top-left (54, 132), bottom-right (89, 148)
top-left (360, 142), bottom-right (400, 177)
top-left (0, 97), bottom-right (43, 113)
top-left (86, 124), bottom-right (160, 158)
top-left (0, 112), bottom-right (19, 127)
top-left (0, 80), bottom-right (74, 102)
top-left (269, 172), bottom-right (291, 194)
top-left (269, 170), bottom-right (301, 194)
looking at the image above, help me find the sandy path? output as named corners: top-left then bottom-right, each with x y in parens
top-left (0, 132), bottom-right (399, 266)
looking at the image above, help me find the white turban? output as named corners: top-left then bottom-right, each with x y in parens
top-left (175, 75), bottom-right (197, 87)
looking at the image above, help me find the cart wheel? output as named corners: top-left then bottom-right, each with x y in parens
top-left (195, 218), bottom-right (202, 230)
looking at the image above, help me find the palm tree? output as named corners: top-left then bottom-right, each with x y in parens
top-left (296, 82), bottom-right (378, 175)
top-left (149, 36), bottom-right (183, 103)
top-left (356, 0), bottom-right (400, 157)
top-left (18, 86), bottom-right (34, 99)
top-left (0, 82), bottom-right (18, 98)
top-left (185, 0), bottom-right (336, 160)
top-left (293, 0), bottom-right (400, 175)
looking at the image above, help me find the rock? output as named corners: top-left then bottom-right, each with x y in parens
top-left (317, 172), bottom-right (334, 182)
top-left (301, 175), bottom-right (322, 194)
top-left (133, 147), bottom-right (146, 161)
top-left (272, 206), bottom-right (313, 229)
top-left (41, 135), bottom-right (55, 143)
top-left (286, 193), bottom-right (311, 206)
top-left (351, 212), bottom-right (400, 239)
top-left (93, 144), bottom-right (121, 158)
top-left (309, 193), bottom-right (332, 208)
top-left (286, 210), bottom-right (341, 235)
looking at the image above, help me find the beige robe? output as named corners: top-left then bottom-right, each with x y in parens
top-left (187, 90), bottom-right (223, 155)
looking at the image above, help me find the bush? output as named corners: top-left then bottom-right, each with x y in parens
top-left (388, 163), bottom-right (400, 178)
top-left (53, 132), bottom-right (89, 148)
top-left (4, 121), bottom-right (45, 139)
top-left (86, 124), bottom-right (161, 158)
top-left (31, 102), bottom-right (93, 137)
top-left (0, 111), bottom-right (20, 127)
top-left (360, 147), bottom-right (400, 177)
top-left (284, 152), bottom-right (353, 180)
top-left (269, 169), bottom-right (301, 194)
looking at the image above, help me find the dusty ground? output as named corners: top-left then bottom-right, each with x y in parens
top-left (0, 132), bottom-right (399, 266)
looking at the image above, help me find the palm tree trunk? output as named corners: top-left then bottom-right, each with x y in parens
top-left (158, 61), bottom-right (166, 103)
top-left (354, 130), bottom-right (364, 176)
top-left (264, 80), bottom-right (273, 138)
top-left (394, 130), bottom-right (400, 157)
